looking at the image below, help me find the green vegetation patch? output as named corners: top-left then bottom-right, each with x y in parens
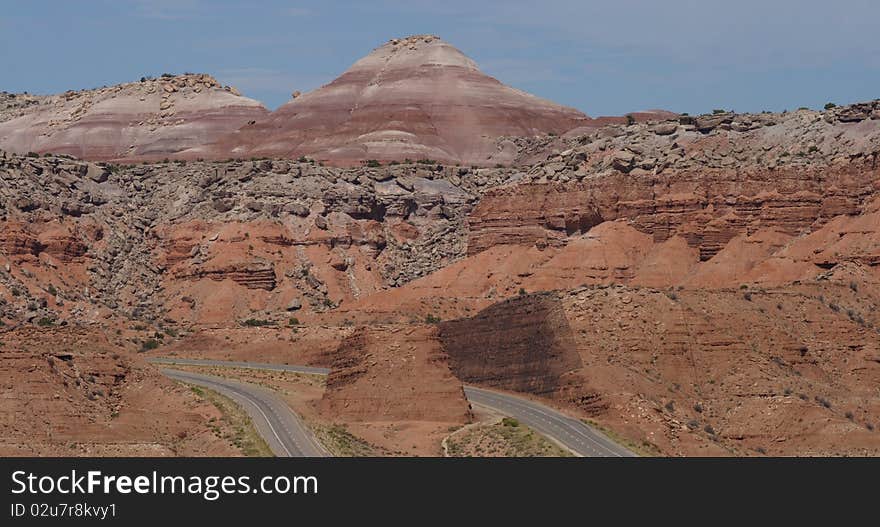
top-left (189, 385), bottom-right (274, 457)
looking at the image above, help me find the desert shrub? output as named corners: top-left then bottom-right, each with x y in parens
top-left (364, 159), bottom-right (381, 168)
top-left (424, 314), bottom-right (441, 324)
top-left (140, 339), bottom-right (160, 352)
top-left (288, 317), bottom-right (300, 326)
top-left (501, 417), bottom-right (520, 428)
top-left (243, 318), bottom-right (271, 327)
top-left (824, 102), bottom-right (837, 110)
top-left (36, 317), bottom-right (55, 327)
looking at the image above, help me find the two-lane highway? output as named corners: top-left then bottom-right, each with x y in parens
top-left (161, 368), bottom-right (327, 457)
top-left (464, 386), bottom-right (635, 457)
top-left (151, 357), bottom-right (635, 457)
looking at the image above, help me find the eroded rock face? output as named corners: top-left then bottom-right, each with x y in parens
top-left (320, 325), bottom-right (472, 423)
top-left (0, 327), bottom-right (239, 456)
top-left (0, 74), bottom-right (268, 161)
top-left (467, 164), bottom-right (878, 259)
top-left (0, 151), bottom-right (521, 326)
top-left (205, 35), bottom-right (589, 166)
top-left (558, 285), bottom-right (880, 456)
top-left (439, 293), bottom-right (583, 396)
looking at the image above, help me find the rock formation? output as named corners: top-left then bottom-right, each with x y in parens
top-left (3, 73), bottom-right (880, 456)
top-left (200, 35), bottom-right (590, 166)
top-left (320, 325), bottom-right (472, 423)
top-left (0, 74), bottom-right (268, 161)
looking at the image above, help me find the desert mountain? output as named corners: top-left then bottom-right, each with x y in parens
top-left (3, 37), bottom-right (880, 457)
top-left (0, 74), bottom-right (267, 161)
top-left (198, 35), bottom-right (590, 166)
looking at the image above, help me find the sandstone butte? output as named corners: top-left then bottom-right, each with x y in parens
top-left (0, 35), bottom-right (594, 166)
top-left (198, 35), bottom-right (590, 166)
top-left (2, 36), bottom-right (880, 457)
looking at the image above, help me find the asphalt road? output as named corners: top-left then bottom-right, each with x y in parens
top-left (161, 368), bottom-right (327, 457)
top-left (152, 357), bottom-right (635, 457)
top-left (463, 386), bottom-right (635, 457)
top-left (150, 357), bottom-right (331, 375)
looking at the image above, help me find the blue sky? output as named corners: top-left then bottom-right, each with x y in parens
top-left (2, 0), bottom-right (878, 116)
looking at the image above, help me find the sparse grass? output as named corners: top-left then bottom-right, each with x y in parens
top-left (584, 419), bottom-right (659, 456)
top-left (313, 424), bottom-right (382, 457)
top-left (189, 385), bottom-right (273, 457)
top-left (445, 419), bottom-right (572, 457)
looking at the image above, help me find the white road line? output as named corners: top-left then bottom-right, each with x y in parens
top-left (158, 361), bottom-right (634, 457)
top-left (166, 371), bottom-right (295, 457)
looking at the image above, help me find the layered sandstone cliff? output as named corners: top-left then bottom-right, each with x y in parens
top-left (320, 325), bottom-right (472, 423)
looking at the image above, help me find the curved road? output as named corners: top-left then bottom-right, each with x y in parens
top-left (464, 386), bottom-right (634, 457)
top-left (151, 357), bottom-right (634, 457)
top-left (161, 368), bottom-right (326, 457)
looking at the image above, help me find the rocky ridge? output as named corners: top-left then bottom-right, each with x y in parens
top-left (0, 151), bottom-right (518, 326)
top-left (0, 74), bottom-right (267, 161)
